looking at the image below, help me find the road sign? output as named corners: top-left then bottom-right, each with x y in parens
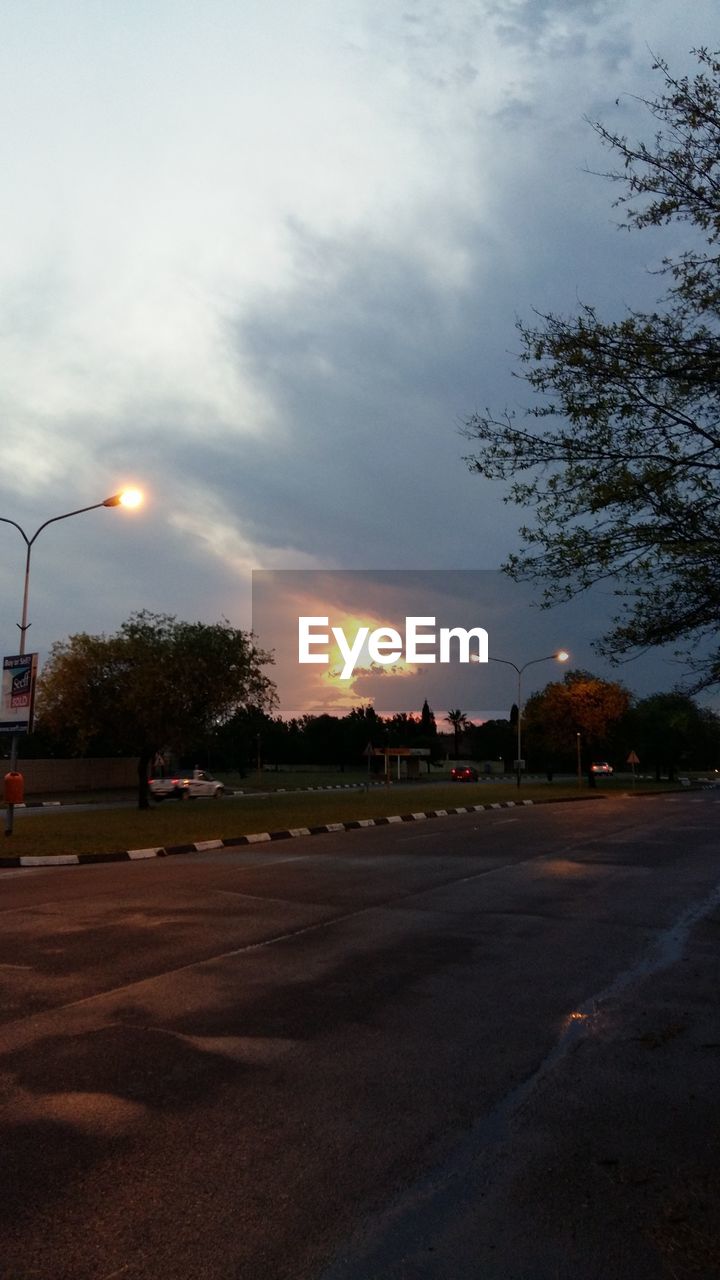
top-left (0, 653), bottom-right (38, 733)
top-left (627, 750), bottom-right (640, 765)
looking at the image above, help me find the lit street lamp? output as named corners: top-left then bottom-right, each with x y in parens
top-left (1, 488), bottom-right (143, 834)
top-left (488, 650), bottom-right (570, 788)
top-left (1, 489), bottom-right (143, 656)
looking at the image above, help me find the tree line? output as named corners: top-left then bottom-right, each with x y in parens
top-left (217, 680), bottom-right (720, 782)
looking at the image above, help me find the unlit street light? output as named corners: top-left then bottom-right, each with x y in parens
top-left (488, 650), bottom-right (569, 788)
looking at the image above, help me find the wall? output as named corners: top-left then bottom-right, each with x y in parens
top-left (7, 758), bottom-right (138, 794)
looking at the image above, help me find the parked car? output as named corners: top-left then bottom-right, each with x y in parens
top-left (149, 768), bottom-right (226, 800)
top-left (590, 762), bottom-right (613, 776)
top-left (451, 765), bottom-right (479, 782)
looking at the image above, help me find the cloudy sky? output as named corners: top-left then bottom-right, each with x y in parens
top-left (0, 0), bottom-right (716, 716)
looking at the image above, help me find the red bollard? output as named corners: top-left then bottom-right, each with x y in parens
top-left (4, 770), bottom-right (24, 836)
top-left (4, 771), bottom-right (24, 806)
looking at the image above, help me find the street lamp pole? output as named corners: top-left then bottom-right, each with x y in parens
top-left (1, 489), bottom-right (142, 834)
top-left (488, 651), bottom-right (569, 788)
top-left (1, 496), bottom-right (132, 659)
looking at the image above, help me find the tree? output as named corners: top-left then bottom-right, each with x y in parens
top-left (623, 692), bottom-right (720, 780)
top-left (35, 611), bottom-right (275, 808)
top-left (463, 49), bottom-right (720, 690)
top-left (418, 697), bottom-right (442, 766)
top-left (471, 717), bottom-right (514, 769)
top-left (213, 707), bottom-right (290, 774)
top-left (420, 699), bottom-right (437, 737)
top-left (523, 670), bottom-right (631, 780)
top-left (445, 708), bottom-right (469, 759)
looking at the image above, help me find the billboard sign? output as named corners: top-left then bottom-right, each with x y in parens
top-left (0, 653), bottom-right (39, 733)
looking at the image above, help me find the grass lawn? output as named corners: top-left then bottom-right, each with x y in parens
top-left (232, 768), bottom-right (380, 791)
top-left (2, 777), bottom-right (678, 860)
top-left (217, 767), bottom-right (699, 793)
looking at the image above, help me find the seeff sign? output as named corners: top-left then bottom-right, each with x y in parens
top-left (299, 616), bottom-right (489, 680)
top-left (0, 653), bottom-right (39, 733)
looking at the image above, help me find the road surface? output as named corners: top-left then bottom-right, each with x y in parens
top-left (1, 792), bottom-right (718, 1279)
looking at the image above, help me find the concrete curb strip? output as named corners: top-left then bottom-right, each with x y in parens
top-left (0, 794), bottom-right (606, 869)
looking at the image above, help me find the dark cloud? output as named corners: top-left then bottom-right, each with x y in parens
top-left (222, 227), bottom-right (519, 568)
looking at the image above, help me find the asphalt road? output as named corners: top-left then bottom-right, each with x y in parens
top-left (1, 793), bottom-right (718, 1280)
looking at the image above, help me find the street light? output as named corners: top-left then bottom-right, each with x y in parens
top-left (488, 650), bottom-right (569, 788)
top-left (104, 489), bottom-right (143, 509)
top-left (1, 488), bottom-right (143, 834)
top-left (0, 489), bottom-right (143, 654)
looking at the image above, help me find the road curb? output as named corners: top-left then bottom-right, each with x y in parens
top-left (13, 800), bottom-right (63, 808)
top-left (0, 793), bottom-right (607, 869)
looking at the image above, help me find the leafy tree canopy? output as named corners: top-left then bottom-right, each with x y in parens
top-left (463, 48), bottom-right (720, 690)
top-left (625, 691), bottom-right (720, 777)
top-left (523, 670), bottom-right (631, 758)
top-left (36, 611), bottom-right (275, 806)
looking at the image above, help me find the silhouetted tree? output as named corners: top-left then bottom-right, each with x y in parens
top-left (464, 49), bottom-right (720, 691)
top-left (445, 708), bottom-right (470, 759)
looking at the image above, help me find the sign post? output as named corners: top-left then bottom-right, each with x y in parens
top-left (1, 653), bottom-right (38, 835)
top-left (627, 750), bottom-right (640, 785)
top-left (363, 741), bottom-right (374, 791)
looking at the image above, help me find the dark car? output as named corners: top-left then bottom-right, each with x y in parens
top-left (451, 766), bottom-right (479, 781)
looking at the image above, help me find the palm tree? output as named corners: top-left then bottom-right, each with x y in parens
top-left (445, 709), bottom-right (469, 760)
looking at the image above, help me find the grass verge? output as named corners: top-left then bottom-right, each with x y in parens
top-left (0, 781), bottom-right (629, 859)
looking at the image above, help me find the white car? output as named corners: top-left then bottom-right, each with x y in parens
top-left (590, 762), bottom-right (613, 776)
top-left (149, 768), bottom-right (225, 800)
